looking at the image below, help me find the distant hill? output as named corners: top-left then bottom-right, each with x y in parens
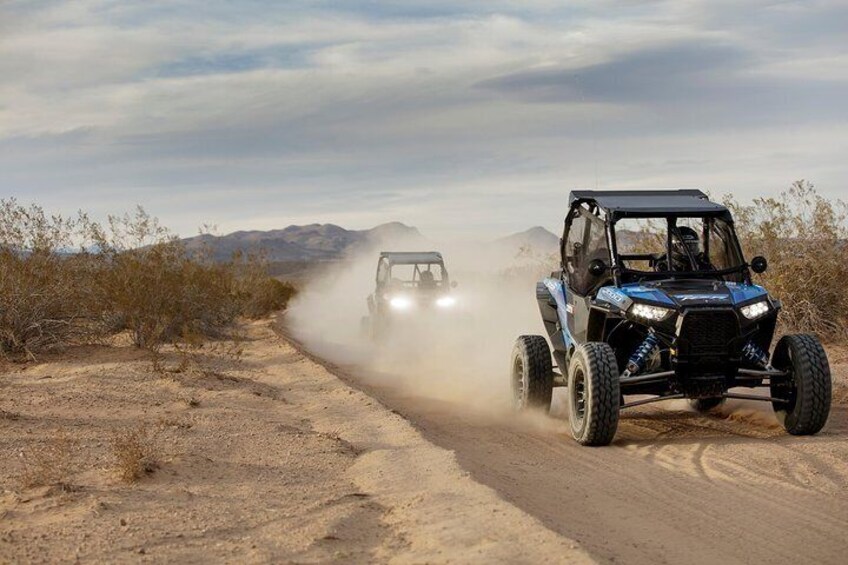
top-left (182, 222), bottom-right (427, 262)
top-left (495, 226), bottom-right (559, 256)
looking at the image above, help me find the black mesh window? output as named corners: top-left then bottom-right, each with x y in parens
top-left (707, 219), bottom-right (745, 283)
top-left (565, 213), bottom-right (586, 273)
top-left (566, 208), bottom-right (610, 296)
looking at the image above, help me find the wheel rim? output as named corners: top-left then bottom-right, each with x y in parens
top-left (571, 368), bottom-right (586, 425)
top-left (512, 356), bottom-right (526, 408)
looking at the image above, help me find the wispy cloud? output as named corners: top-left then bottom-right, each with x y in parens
top-left (1, 0), bottom-right (846, 238)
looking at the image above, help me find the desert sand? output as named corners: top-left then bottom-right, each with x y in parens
top-left (0, 321), bottom-right (589, 563)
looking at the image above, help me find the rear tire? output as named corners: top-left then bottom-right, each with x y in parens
top-left (567, 343), bottom-right (620, 446)
top-left (511, 335), bottom-right (553, 411)
top-left (688, 397), bottom-right (725, 412)
top-left (770, 334), bottom-right (831, 435)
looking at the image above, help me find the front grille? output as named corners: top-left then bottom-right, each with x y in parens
top-left (677, 309), bottom-right (739, 356)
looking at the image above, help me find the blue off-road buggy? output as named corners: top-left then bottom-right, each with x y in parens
top-left (511, 190), bottom-right (832, 446)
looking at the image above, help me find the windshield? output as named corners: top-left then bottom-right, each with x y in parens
top-left (388, 262), bottom-right (446, 290)
top-left (614, 217), bottom-right (745, 283)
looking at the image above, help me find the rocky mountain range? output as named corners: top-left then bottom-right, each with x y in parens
top-left (183, 223), bottom-right (561, 263)
top-left (182, 222), bottom-right (428, 262)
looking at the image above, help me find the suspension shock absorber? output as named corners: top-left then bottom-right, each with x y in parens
top-left (741, 340), bottom-right (772, 369)
top-left (623, 331), bottom-right (660, 377)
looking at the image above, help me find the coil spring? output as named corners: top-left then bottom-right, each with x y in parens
top-left (625, 332), bottom-right (660, 376)
top-left (741, 341), bottom-right (769, 368)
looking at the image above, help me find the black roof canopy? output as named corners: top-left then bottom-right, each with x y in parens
top-left (569, 189), bottom-right (731, 221)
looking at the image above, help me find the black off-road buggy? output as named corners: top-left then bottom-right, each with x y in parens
top-left (511, 190), bottom-right (832, 446)
top-left (362, 251), bottom-right (458, 338)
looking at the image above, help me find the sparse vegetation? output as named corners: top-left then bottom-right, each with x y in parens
top-left (111, 424), bottom-right (160, 483)
top-left (18, 432), bottom-right (77, 489)
top-left (0, 201), bottom-right (93, 359)
top-left (725, 181), bottom-right (848, 339)
top-left (0, 201), bottom-right (296, 360)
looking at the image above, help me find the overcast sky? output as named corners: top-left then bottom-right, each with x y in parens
top-left (2, 1), bottom-right (846, 239)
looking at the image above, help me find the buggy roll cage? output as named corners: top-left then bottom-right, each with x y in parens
top-left (561, 190), bottom-right (753, 287)
top-left (377, 251), bottom-right (451, 287)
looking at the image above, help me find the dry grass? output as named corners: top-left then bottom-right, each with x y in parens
top-left (18, 432), bottom-right (78, 489)
top-left (111, 424), bottom-right (160, 484)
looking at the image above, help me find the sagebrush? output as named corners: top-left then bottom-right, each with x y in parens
top-left (111, 424), bottom-right (159, 483)
top-left (726, 181), bottom-right (848, 339)
top-left (0, 201), bottom-right (296, 359)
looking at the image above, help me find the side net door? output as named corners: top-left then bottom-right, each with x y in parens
top-left (564, 206), bottom-right (610, 342)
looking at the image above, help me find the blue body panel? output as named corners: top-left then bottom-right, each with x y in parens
top-left (614, 284), bottom-right (676, 306)
top-left (723, 282), bottom-right (769, 304)
top-left (603, 282), bottom-right (768, 307)
top-left (542, 278), bottom-right (575, 347)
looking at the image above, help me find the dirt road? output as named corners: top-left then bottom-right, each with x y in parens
top-left (285, 327), bottom-right (848, 565)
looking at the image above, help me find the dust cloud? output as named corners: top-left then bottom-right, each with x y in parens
top-left (286, 236), bottom-right (552, 412)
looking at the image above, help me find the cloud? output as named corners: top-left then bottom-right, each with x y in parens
top-left (476, 38), bottom-right (847, 129)
top-left (0, 1), bottom-right (846, 239)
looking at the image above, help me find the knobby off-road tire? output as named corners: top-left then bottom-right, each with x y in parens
top-left (567, 342), bottom-right (620, 446)
top-left (688, 397), bottom-right (725, 412)
top-left (511, 335), bottom-right (553, 412)
top-left (770, 334), bottom-right (831, 435)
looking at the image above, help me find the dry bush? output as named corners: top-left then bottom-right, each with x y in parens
top-left (0, 200), bottom-right (96, 359)
top-left (111, 424), bottom-right (160, 483)
top-left (18, 432), bottom-right (77, 489)
top-left (231, 251), bottom-right (298, 318)
top-left (725, 181), bottom-right (848, 339)
top-left (87, 209), bottom-right (244, 351)
top-left (0, 201), bottom-right (335, 361)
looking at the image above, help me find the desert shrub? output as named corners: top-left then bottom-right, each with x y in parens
top-left (0, 202), bottom-right (295, 358)
top-left (725, 181), bottom-right (848, 339)
top-left (87, 209), bottom-right (244, 351)
top-left (18, 432), bottom-right (78, 489)
top-left (111, 424), bottom-right (159, 483)
top-left (231, 251), bottom-right (298, 318)
top-left (0, 200), bottom-right (95, 359)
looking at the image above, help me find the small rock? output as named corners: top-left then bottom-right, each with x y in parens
top-left (119, 518), bottom-right (127, 526)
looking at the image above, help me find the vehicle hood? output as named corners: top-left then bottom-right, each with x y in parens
top-left (601, 280), bottom-right (768, 309)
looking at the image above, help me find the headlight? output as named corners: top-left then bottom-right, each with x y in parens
top-left (630, 303), bottom-right (673, 322)
top-left (740, 300), bottom-right (769, 320)
top-left (436, 296), bottom-right (456, 308)
top-left (389, 296), bottom-right (412, 310)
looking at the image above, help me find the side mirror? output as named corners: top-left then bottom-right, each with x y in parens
top-left (451, 281), bottom-right (458, 289)
top-left (588, 259), bottom-right (608, 277)
top-left (750, 256), bottom-right (768, 274)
